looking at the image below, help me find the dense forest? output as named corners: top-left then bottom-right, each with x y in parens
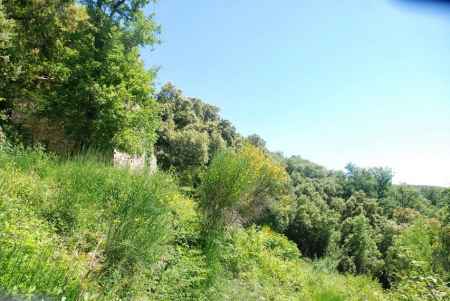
top-left (0, 1), bottom-right (449, 300)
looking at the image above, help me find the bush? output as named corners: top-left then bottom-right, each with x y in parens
top-left (199, 148), bottom-right (255, 230)
top-left (222, 227), bottom-right (387, 301)
top-left (286, 196), bottom-right (339, 258)
top-left (338, 215), bottom-right (383, 275)
top-left (199, 144), bottom-right (290, 230)
top-left (385, 218), bottom-right (446, 296)
top-left (102, 173), bottom-right (172, 274)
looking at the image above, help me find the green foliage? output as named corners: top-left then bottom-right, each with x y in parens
top-left (0, 0), bottom-right (15, 97)
top-left (344, 163), bottom-right (393, 199)
top-left (199, 144), bottom-right (290, 230)
top-left (287, 195), bottom-right (339, 258)
top-left (267, 150), bottom-right (450, 300)
top-left (385, 218), bottom-right (450, 300)
top-left (142, 194), bottom-right (207, 301)
top-left (338, 215), bottom-right (383, 275)
top-left (0, 125), bottom-right (5, 145)
top-left (222, 227), bottom-right (388, 301)
top-left (417, 186), bottom-right (448, 208)
top-left (102, 173), bottom-right (172, 274)
top-left (3, 0), bottom-right (449, 299)
top-left (439, 196), bottom-right (450, 275)
top-left (199, 149), bottom-right (255, 230)
top-left (0, 145), bottom-right (422, 301)
top-left (155, 83), bottom-right (240, 178)
top-left (198, 144), bottom-right (292, 289)
top-left (0, 147), bottom-right (177, 300)
top-left (385, 185), bottom-right (434, 216)
top-left (287, 155), bottom-right (329, 180)
top-left (392, 208), bottom-right (421, 225)
top-left (1, 0), bottom-right (159, 154)
top-left (284, 156), bottom-right (342, 257)
top-left (147, 246), bottom-right (208, 300)
top-left (0, 0), bottom-right (12, 49)
top-left (165, 129), bottom-right (210, 170)
top-left (0, 171), bottom-right (84, 299)
top-left (197, 148), bottom-right (256, 285)
top-left (0, 0), bottom-right (19, 140)
top-left (246, 133), bottom-right (267, 149)
top-left (386, 219), bottom-right (441, 283)
top-left (389, 275), bottom-right (450, 301)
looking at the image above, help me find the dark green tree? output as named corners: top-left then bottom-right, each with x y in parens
top-left (155, 83), bottom-right (240, 177)
top-left (338, 215), bottom-right (383, 275)
top-left (286, 194), bottom-right (339, 258)
top-left (343, 164), bottom-right (392, 200)
top-left (1, 0), bottom-right (160, 154)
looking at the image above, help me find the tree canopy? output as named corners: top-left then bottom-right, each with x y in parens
top-left (1, 0), bottom-right (159, 154)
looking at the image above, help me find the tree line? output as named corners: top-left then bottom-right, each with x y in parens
top-left (150, 83), bottom-right (450, 297)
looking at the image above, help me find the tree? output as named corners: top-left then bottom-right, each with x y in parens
top-left (199, 149), bottom-right (255, 232)
top-left (155, 83), bottom-right (240, 176)
top-left (286, 156), bottom-right (328, 180)
top-left (338, 215), bottom-right (383, 275)
top-left (0, 0), bottom-right (15, 97)
top-left (386, 185), bottom-right (432, 215)
top-left (343, 164), bottom-right (392, 199)
top-left (286, 194), bottom-right (338, 258)
top-left (441, 189), bottom-right (450, 218)
top-left (246, 134), bottom-right (266, 150)
top-left (237, 144), bottom-right (291, 228)
top-left (1, 0), bottom-right (160, 154)
top-left (0, 0), bottom-right (16, 139)
top-left (283, 155), bottom-right (343, 258)
top-left (372, 167), bottom-right (393, 199)
top-left (81, 0), bottom-right (159, 43)
top-left (385, 219), bottom-right (443, 288)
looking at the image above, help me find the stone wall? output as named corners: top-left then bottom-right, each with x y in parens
top-left (113, 149), bottom-right (157, 173)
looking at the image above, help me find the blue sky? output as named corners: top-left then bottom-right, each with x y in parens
top-left (142, 0), bottom-right (450, 187)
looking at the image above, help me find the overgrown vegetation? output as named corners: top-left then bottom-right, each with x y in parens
top-left (1, 0), bottom-right (449, 300)
top-left (0, 146), bottom-right (391, 300)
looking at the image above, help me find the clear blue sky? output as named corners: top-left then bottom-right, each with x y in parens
top-left (142, 0), bottom-right (450, 187)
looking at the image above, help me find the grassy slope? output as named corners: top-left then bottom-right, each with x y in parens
top-left (0, 147), bottom-right (391, 301)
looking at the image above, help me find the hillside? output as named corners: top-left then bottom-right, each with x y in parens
top-left (1, 1), bottom-right (449, 300)
top-left (0, 146), bottom-right (389, 301)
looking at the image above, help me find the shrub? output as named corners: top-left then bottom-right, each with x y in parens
top-left (199, 148), bottom-right (255, 230)
top-left (102, 173), bottom-right (172, 275)
top-left (199, 144), bottom-right (290, 230)
top-left (338, 215), bottom-right (383, 275)
top-left (286, 196), bottom-right (339, 258)
top-left (385, 218), bottom-right (446, 294)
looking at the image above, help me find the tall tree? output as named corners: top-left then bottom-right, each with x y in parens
top-left (155, 83), bottom-right (240, 178)
top-left (1, 0), bottom-right (160, 154)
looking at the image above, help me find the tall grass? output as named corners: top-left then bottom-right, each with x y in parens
top-left (0, 146), bottom-right (176, 300)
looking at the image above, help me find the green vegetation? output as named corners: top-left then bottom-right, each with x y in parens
top-left (155, 83), bottom-right (241, 185)
top-left (0, 0), bottom-right (159, 154)
top-left (0, 146), bottom-right (391, 300)
top-left (1, 0), bottom-right (449, 300)
top-left (1, 142), bottom-right (449, 300)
